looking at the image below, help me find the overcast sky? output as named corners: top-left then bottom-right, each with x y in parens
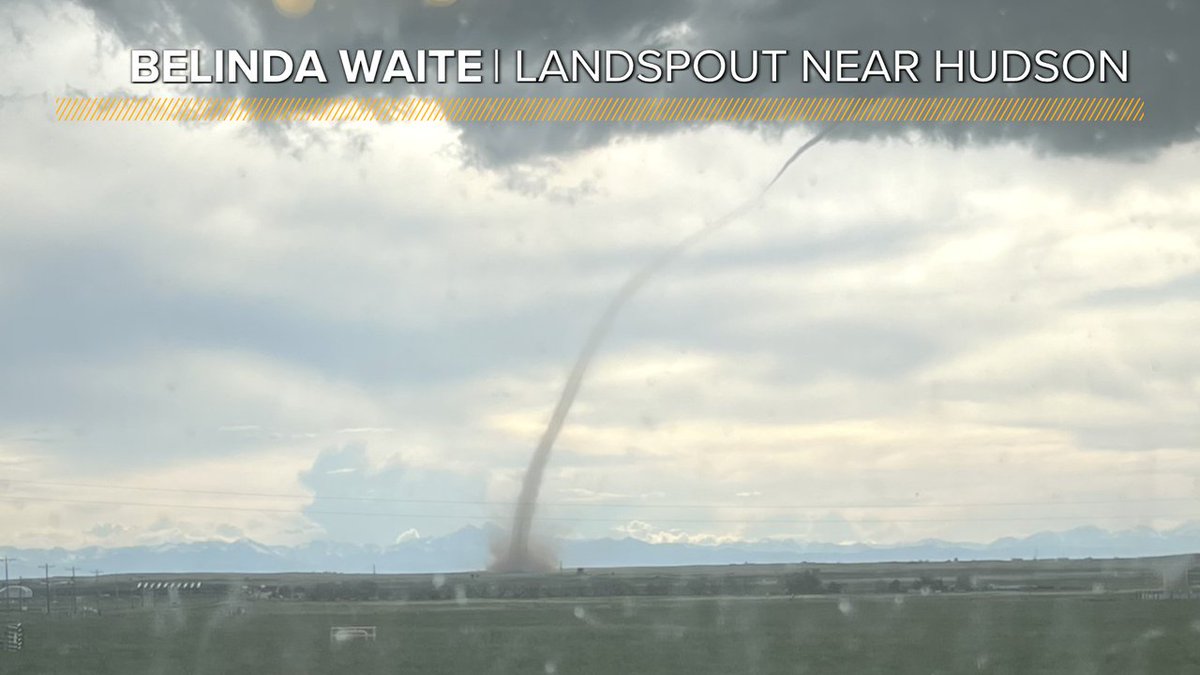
top-left (1, 0), bottom-right (1198, 550)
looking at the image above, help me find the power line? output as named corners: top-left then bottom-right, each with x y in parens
top-left (1, 478), bottom-right (1194, 512)
top-left (0, 494), bottom-right (1193, 526)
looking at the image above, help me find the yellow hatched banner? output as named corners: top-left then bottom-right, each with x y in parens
top-left (55, 96), bottom-right (1146, 123)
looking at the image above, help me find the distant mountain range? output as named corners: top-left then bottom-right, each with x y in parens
top-left (2, 523), bottom-right (1199, 579)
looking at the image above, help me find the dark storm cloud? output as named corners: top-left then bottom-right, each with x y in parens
top-left (74, 0), bottom-right (1199, 162)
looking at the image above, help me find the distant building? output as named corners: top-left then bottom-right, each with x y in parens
top-left (0, 586), bottom-right (33, 600)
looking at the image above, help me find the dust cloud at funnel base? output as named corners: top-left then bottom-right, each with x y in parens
top-left (489, 127), bottom-right (837, 573)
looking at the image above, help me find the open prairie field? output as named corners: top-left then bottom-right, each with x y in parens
top-left (2, 592), bottom-right (1198, 674)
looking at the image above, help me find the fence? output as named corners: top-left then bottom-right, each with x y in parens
top-left (330, 626), bottom-right (377, 645)
top-left (4, 624), bottom-right (22, 652)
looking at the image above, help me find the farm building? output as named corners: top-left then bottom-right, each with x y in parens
top-left (0, 585), bottom-right (33, 600)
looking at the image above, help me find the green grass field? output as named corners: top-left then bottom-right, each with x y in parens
top-left (2, 594), bottom-right (1198, 674)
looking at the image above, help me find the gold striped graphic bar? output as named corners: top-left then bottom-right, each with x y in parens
top-left (54, 96), bottom-right (1147, 123)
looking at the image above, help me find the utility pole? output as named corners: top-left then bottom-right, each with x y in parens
top-left (91, 570), bottom-right (103, 615)
top-left (1, 556), bottom-right (11, 609)
top-left (69, 566), bottom-right (78, 614)
top-left (39, 564), bottom-right (53, 615)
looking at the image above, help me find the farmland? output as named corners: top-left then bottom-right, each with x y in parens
top-left (1, 557), bottom-right (1197, 674)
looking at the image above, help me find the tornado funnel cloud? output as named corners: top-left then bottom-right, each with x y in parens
top-left (491, 126), bottom-right (837, 573)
